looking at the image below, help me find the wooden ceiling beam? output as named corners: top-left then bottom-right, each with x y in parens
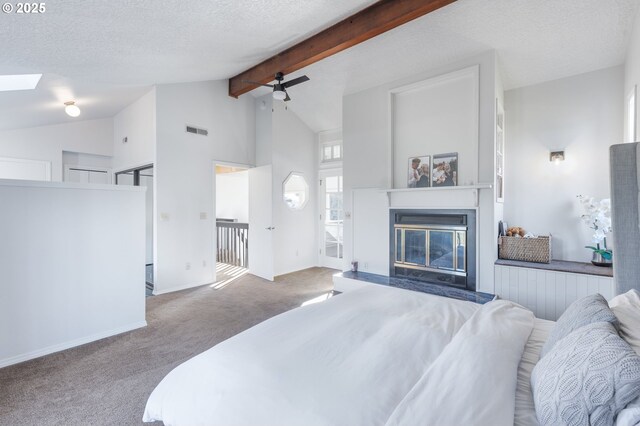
top-left (228, 0), bottom-right (457, 98)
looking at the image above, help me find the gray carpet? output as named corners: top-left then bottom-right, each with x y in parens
top-left (0, 267), bottom-right (336, 426)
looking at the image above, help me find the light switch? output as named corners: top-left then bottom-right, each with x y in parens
top-left (200, 212), bottom-right (207, 220)
top-left (160, 213), bottom-right (170, 221)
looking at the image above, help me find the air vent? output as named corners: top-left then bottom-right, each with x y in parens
top-left (186, 125), bottom-right (208, 136)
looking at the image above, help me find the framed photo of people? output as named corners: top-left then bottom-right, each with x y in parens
top-left (407, 155), bottom-right (431, 188)
top-left (431, 152), bottom-right (458, 187)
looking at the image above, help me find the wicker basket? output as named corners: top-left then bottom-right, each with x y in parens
top-left (498, 235), bottom-right (551, 264)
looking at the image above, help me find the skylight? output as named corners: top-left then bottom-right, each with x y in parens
top-left (0, 74), bottom-right (42, 92)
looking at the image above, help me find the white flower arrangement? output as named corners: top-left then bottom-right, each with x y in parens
top-left (577, 195), bottom-right (612, 259)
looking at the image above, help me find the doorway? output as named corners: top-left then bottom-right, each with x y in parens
top-left (319, 169), bottom-right (344, 270)
top-left (215, 164), bottom-right (250, 281)
top-left (115, 164), bottom-right (154, 295)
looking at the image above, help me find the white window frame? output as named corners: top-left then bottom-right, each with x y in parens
top-left (320, 140), bottom-right (343, 166)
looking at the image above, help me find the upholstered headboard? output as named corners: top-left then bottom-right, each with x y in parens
top-left (610, 142), bottom-right (640, 294)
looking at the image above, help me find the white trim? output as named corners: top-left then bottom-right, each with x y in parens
top-left (152, 281), bottom-right (212, 295)
top-left (318, 168), bottom-right (344, 270)
top-left (0, 321), bottom-right (147, 369)
top-left (380, 184), bottom-right (492, 193)
top-left (283, 171), bottom-right (310, 210)
top-left (213, 160), bottom-right (254, 169)
top-left (0, 178), bottom-right (144, 192)
top-left (626, 85), bottom-right (637, 143)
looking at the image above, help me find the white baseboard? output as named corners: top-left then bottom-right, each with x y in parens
top-left (152, 281), bottom-right (212, 295)
top-left (0, 321), bottom-right (147, 369)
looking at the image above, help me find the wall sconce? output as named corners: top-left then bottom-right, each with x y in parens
top-left (550, 150), bottom-right (565, 165)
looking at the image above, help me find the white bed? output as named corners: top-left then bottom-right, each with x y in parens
top-left (143, 285), bottom-right (553, 426)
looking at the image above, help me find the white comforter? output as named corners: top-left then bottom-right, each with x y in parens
top-left (144, 285), bottom-right (534, 426)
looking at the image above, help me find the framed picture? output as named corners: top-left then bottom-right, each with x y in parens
top-left (407, 155), bottom-right (431, 188)
top-left (432, 153), bottom-right (458, 187)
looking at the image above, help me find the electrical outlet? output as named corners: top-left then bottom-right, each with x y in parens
top-left (296, 249), bottom-right (299, 256)
top-left (185, 262), bottom-right (191, 270)
top-left (203, 260), bottom-right (207, 267)
top-left (364, 262), bottom-right (369, 270)
top-left (200, 212), bottom-right (207, 220)
top-left (160, 213), bottom-right (170, 221)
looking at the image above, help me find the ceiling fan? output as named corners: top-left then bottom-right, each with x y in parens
top-left (244, 72), bottom-right (309, 102)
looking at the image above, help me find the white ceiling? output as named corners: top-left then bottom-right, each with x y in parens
top-left (0, 0), bottom-right (638, 132)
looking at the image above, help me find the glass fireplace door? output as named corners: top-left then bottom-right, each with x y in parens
top-left (394, 225), bottom-right (466, 276)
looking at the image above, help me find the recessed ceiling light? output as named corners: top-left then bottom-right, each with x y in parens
top-left (64, 101), bottom-right (81, 117)
top-left (0, 74), bottom-right (42, 92)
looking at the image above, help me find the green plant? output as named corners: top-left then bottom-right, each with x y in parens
top-left (585, 239), bottom-right (612, 260)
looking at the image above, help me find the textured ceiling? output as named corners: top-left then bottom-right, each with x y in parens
top-left (0, 0), bottom-right (376, 130)
top-left (270, 0), bottom-right (640, 132)
top-left (0, 0), bottom-right (638, 132)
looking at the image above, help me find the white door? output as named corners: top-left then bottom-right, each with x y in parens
top-left (248, 165), bottom-right (274, 281)
top-left (319, 169), bottom-right (344, 270)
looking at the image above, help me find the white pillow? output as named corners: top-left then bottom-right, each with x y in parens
top-left (609, 289), bottom-right (640, 356)
top-left (616, 396), bottom-right (640, 426)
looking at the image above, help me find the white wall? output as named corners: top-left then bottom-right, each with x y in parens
top-left (343, 51), bottom-right (498, 293)
top-left (0, 118), bottom-right (113, 181)
top-left (318, 128), bottom-right (342, 144)
top-left (393, 66), bottom-right (479, 188)
top-left (271, 101), bottom-right (318, 276)
top-left (255, 95), bottom-right (273, 167)
top-left (0, 180), bottom-right (146, 368)
top-left (154, 80), bottom-right (255, 294)
top-left (112, 88), bottom-right (157, 171)
top-left (216, 170), bottom-right (249, 223)
top-left (504, 66), bottom-right (624, 262)
top-left (112, 88), bottom-right (157, 268)
top-left (625, 6), bottom-right (640, 142)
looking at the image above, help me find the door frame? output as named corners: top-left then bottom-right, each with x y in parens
top-left (212, 160), bottom-right (254, 278)
top-left (115, 163), bottom-right (156, 293)
top-left (318, 167), bottom-right (344, 270)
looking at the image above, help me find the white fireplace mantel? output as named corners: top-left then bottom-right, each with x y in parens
top-left (380, 183), bottom-right (493, 194)
top-left (379, 183), bottom-right (493, 208)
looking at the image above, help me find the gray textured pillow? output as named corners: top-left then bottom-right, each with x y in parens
top-left (541, 293), bottom-right (618, 357)
top-left (531, 322), bottom-right (640, 426)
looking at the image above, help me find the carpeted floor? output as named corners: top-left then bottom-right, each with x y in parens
top-left (0, 267), bottom-right (336, 426)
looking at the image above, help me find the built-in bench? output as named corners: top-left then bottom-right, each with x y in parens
top-left (333, 271), bottom-right (496, 304)
top-left (494, 259), bottom-right (614, 321)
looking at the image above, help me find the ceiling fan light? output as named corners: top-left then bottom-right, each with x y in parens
top-left (64, 101), bottom-right (81, 117)
top-left (272, 89), bottom-right (287, 101)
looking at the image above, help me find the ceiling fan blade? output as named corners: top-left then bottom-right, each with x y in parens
top-left (242, 79), bottom-right (274, 88)
top-left (282, 75), bottom-right (309, 88)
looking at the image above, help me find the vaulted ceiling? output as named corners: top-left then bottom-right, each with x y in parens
top-left (0, 0), bottom-right (638, 132)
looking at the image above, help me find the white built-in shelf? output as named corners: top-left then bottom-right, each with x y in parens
top-left (380, 184), bottom-right (493, 194)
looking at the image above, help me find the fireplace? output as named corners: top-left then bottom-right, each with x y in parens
top-left (389, 209), bottom-right (476, 291)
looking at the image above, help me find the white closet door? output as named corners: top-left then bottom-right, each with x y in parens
top-left (88, 170), bottom-right (109, 184)
top-left (66, 169), bottom-right (89, 183)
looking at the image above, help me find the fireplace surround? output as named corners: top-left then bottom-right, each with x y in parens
top-left (389, 209), bottom-right (476, 291)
